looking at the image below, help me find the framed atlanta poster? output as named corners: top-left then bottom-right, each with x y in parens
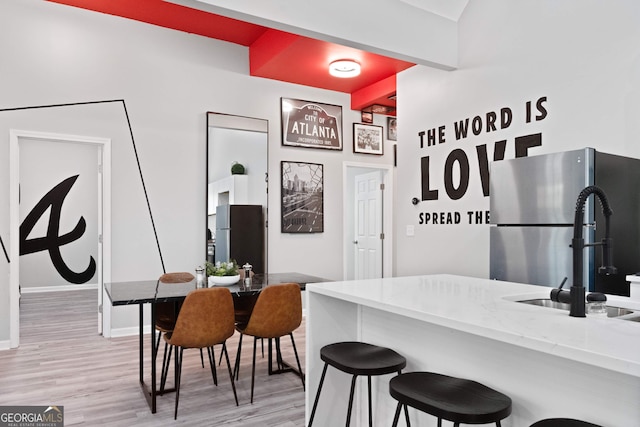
top-left (281, 98), bottom-right (343, 150)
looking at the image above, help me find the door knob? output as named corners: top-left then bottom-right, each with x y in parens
top-left (353, 240), bottom-right (358, 244)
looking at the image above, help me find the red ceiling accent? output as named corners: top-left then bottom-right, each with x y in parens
top-left (351, 75), bottom-right (397, 115)
top-left (250, 29), bottom-right (414, 96)
top-left (47, 0), bottom-right (414, 113)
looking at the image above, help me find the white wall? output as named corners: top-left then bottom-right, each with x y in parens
top-left (0, 0), bottom-right (394, 341)
top-left (4, 0), bottom-right (639, 342)
top-left (0, 102), bottom-right (148, 335)
top-left (395, 0), bottom-right (640, 277)
top-left (208, 127), bottom-right (267, 201)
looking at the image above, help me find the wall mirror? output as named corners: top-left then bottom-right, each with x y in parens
top-left (206, 112), bottom-right (268, 274)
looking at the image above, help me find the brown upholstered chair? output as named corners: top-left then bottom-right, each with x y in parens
top-left (217, 268), bottom-right (259, 367)
top-left (154, 272), bottom-right (206, 385)
top-left (234, 268), bottom-right (257, 326)
top-left (233, 282), bottom-right (305, 403)
top-left (155, 272), bottom-right (194, 337)
top-left (163, 287), bottom-right (238, 419)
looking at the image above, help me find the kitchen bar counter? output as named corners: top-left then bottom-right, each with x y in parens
top-left (305, 275), bottom-right (640, 426)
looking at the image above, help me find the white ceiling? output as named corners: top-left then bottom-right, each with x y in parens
top-left (169, 0), bottom-right (469, 69)
top-left (398, 0), bottom-right (469, 21)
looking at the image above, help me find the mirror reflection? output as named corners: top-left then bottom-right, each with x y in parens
top-left (206, 112), bottom-right (268, 274)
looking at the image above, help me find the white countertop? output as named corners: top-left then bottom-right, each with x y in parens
top-left (627, 274), bottom-right (640, 299)
top-left (627, 274), bottom-right (640, 284)
top-left (307, 274), bottom-right (640, 378)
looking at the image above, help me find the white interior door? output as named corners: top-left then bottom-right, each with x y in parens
top-left (354, 170), bottom-right (383, 280)
top-left (9, 130), bottom-right (111, 348)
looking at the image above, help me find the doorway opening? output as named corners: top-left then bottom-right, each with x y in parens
top-left (343, 162), bottom-right (394, 280)
top-left (9, 130), bottom-right (111, 348)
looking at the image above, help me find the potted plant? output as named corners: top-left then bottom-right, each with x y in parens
top-left (231, 161), bottom-right (245, 175)
top-left (205, 260), bottom-right (240, 286)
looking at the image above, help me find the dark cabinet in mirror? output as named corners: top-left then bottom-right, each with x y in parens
top-left (206, 112), bottom-right (268, 274)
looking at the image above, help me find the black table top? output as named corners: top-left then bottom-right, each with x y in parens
top-left (105, 272), bottom-right (330, 306)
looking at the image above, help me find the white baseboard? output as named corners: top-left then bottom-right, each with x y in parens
top-left (0, 340), bottom-right (11, 351)
top-left (21, 283), bottom-right (98, 293)
top-left (110, 324), bottom-right (151, 338)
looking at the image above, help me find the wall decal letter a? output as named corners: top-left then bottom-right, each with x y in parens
top-left (20, 175), bottom-right (96, 284)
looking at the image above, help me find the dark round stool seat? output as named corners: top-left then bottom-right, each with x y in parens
top-left (320, 341), bottom-right (407, 375)
top-left (308, 341), bottom-right (407, 427)
top-left (531, 419), bottom-right (602, 427)
top-left (389, 372), bottom-right (512, 426)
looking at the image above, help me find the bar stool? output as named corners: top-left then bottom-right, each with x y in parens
top-left (530, 419), bottom-right (602, 427)
top-left (308, 341), bottom-right (407, 427)
top-left (389, 372), bottom-right (512, 427)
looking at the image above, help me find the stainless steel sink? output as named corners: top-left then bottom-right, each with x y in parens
top-left (606, 306), bottom-right (636, 317)
top-left (519, 299), bottom-right (571, 310)
top-left (516, 298), bottom-right (635, 318)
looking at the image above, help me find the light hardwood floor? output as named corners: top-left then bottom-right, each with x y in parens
top-left (0, 290), bottom-right (306, 426)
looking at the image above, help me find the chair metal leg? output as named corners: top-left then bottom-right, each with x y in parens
top-left (392, 402), bottom-right (403, 427)
top-left (218, 342), bottom-right (226, 366)
top-left (159, 342), bottom-right (167, 393)
top-left (174, 347), bottom-right (183, 420)
top-left (345, 375), bottom-right (358, 427)
top-left (307, 362), bottom-right (328, 427)
top-left (222, 341), bottom-right (239, 406)
top-left (160, 342), bottom-right (172, 394)
top-left (275, 337), bottom-right (284, 370)
top-left (404, 404), bottom-right (411, 427)
top-left (396, 369), bottom-right (410, 427)
top-left (234, 334), bottom-right (244, 381)
top-left (289, 332), bottom-right (305, 390)
top-left (207, 347), bottom-right (218, 386)
top-left (391, 402), bottom-right (411, 427)
top-left (200, 348), bottom-right (205, 368)
top-left (154, 329), bottom-right (161, 360)
top-left (367, 375), bottom-right (373, 427)
top-left (250, 337), bottom-right (258, 403)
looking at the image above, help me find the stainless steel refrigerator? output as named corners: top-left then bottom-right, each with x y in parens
top-left (489, 148), bottom-right (640, 296)
top-left (215, 204), bottom-right (265, 273)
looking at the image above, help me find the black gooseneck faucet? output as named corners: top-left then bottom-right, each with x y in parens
top-left (550, 185), bottom-right (617, 317)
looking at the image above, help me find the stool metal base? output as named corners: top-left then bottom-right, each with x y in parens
top-left (308, 342), bottom-right (407, 427)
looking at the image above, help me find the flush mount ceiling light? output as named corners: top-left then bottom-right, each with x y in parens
top-left (329, 59), bottom-right (361, 78)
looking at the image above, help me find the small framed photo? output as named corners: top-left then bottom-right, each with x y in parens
top-left (361, 111), bottom-right (373, 124)
top-left (353, 123), bottom-right (384, 155)
top-left (387, 117), bottom-right (397, 141)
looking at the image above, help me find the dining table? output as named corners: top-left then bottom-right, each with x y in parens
top-left (104, 272), bottom-right (330, 413)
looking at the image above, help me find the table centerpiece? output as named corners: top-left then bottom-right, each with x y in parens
top-left (206, 260), bottom-right (241, 286)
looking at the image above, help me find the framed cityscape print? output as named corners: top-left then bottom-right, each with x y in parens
top-left (281, 98), bottom-right (342, 150)
top-left (353, 123), bottom-right (384, 155)
top-left (281, 161), bottom-right (324, 233)
top-left (387, 117), bottom-right (397, 141)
